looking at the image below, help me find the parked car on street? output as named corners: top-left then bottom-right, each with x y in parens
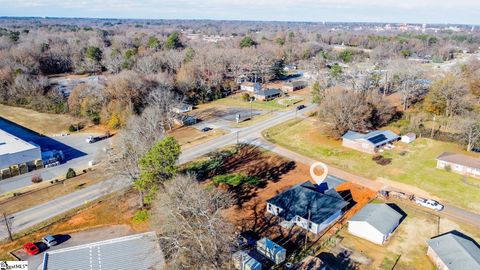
top-left (414, 197), bottom-right (444, 211)
top-left (201, 127), bottom-right (212, 132)
top-left (23, 242), bottom-right (40, 255)
top-left (42, 235), bottom-right (58, 247)
top-left (296, 104), bottom-right (306, 110)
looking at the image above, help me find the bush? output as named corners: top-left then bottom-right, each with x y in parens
top-left (31, 173), bottom-right (43, 183)
top-left (132, 209), bottom-right (149, 223)
top-left (66, 168), bottom-right (76, 179)
top-left (212, 173), bottom-right (260, 187)
top-left (444, 165), bottom-right (451, 172)
top-left (242, 93), bottom-right (251, 102)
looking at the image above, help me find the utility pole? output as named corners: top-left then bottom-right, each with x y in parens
top-left (3, 212), bottom-right (13, 242)
top-left (430, 115), bottom-right (436, 138)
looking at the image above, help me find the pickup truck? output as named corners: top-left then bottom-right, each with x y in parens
top-left (414, 197), bottom-right (444, 211)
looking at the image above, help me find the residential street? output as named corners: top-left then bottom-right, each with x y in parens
top-left (1, 103), bottom-right (479, 241)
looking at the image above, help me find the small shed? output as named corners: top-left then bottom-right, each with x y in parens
top-left (256, 238), bottom-right (286, 264)
top-left (401, 133), bottom-right (416, 144)
top-left (233, 250), bottom-right (262, 270)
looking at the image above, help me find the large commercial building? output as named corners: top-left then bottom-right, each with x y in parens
top-left (0, 128), bottom-right (42, 180)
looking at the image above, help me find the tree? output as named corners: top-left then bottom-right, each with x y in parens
top-left (153, 175), bottom-right (235, 270)
top-left (330, 63), bottom-right (343, 78)
top-left (424, 74), bottom-right (469, 117)
top-left (339, 50), bottom-right (353, 63)
top-left (85, 46), bottom-right (103, 62)
top-left (456, 113), bottom-right (480, 151)
top-left (147, 36), bottom-right (161, 50)
top-left (240, 36), bottom-right (256, 48)
top-left (319, 88), bottom-right (396, 138)
top-left (165, 32), bottom-right (182, 50)
top-left (270, 59), bottom-right (285, 79)
top-left (135, 136), bottom-right (181, 205)
top-left (275, 37), bottom-right (285, 46)
top-left (311, 81), bottom-right (324, 103)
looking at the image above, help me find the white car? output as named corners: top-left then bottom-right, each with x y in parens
top-left (414, 197), bottom-right (444, 211)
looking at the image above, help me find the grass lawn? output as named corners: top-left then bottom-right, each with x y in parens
top-left (336, 202), bottom-right (480, 270)
top-left (0, 104), bottom-right (82, 135)
top-left (169, 126), bottom-right (228, 150)
top-left (0, 169), bottom-right (106, 214)
top-left (264, 118), bottom-right (480, 213)
top-left (203, 93), bottom-right (304, 111)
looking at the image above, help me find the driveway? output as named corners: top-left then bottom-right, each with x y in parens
top-left (192, 107), bottom-right (267, 131)
top-left (12, 225), bottom-right (134, 270)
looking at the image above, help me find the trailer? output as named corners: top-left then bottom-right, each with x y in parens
top-left (256, 238), bottom-right (286, 264)
top-left (86, 132), bottom-right (111, 144)
top-left (233, 250), bottom-right (262, 270)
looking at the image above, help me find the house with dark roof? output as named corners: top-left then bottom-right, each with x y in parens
top-left (40, 232), bottom-right (164, 270)
top-left (348, 203), bottom-right (403, 245)
top-left (427, 232), bottom-right (480, 270)
top-left (282, 80), bottom-right (307, 92)
top-left (436, 152), bottom-right (480, 178)
top-left (266, 181), bottom-right (348, 234)
top-left (254, 88), bottom-right (282, 101)
top-left (241, 82), bottom-right (262, 92)
top-left (342, 130), bottom-right (400, 154)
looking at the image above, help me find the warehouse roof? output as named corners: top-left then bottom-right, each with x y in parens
top-left (0, 128), bottom-right (39, 156)
top-left (41, 232), bottom-right (164, 270)
top-left (267, 181), bottom-right (348, 224)
top-left (427, 232), bottom-right (480, 270)
top-left (349, 203), bottom-right (402, 235)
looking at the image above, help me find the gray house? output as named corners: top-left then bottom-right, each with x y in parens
top-left (436, 152), bottom-right (480, 178)
top-left (266, 181), bottom-right (348, 234)
top-left (342, 130), bottom-right (400, 154)
top-left (427, 232), bottom-right (480, 270)
top-left (254, 89), bottom-right (282, 101)
top-left (348, 203), bottom-right (403, 245)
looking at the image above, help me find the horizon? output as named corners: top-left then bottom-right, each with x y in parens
top-left (0, 0), bottom-right (479, 25)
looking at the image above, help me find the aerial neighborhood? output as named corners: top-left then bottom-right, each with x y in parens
top-left (0, 3), bottom-right (480, 270)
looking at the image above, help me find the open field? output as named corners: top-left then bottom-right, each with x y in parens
top-left (0, 104), bottom-right (81, 135)
top-left (330, 201), bottom-right (480, 270)
top-left (264, 117), bottom-right (480, 213)
top-left (169, 126), bottom-right (228, 149)
top-left (0, 189), bottom-right (146, 260)
top-left (0, 169), bottom-right (106, 214)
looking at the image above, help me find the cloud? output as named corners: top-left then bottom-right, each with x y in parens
top-left (0, 0), bottom-right (478, 24)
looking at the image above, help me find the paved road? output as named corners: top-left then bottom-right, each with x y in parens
top-left (2, 103), bottom-right (479, 241)
top-left (0, 134), bottom-right (111, 194)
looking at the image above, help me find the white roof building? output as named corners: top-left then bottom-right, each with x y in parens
top-left (0, 128), bottom-right (41, 170)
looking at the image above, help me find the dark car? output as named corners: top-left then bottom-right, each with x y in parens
top-left (201, 127), bottom-right (212, 132)
top-left (23, 242), bottom-right (40, 256)
top-left (296, 105), bottom-right (306, 110)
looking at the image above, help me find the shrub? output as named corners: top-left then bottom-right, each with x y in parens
top-left (31, 173), bottom-right (43, 183)
top-left (242, 93), bottom-right (251, 102)
top-left (132, 209), bottom-right (149, 223)
top-left (66, 168), bottom-right (76, 179)
top-left (212, 173), bottom-right (260, 187)
top-left (445, 165), bottom-right (452, 172)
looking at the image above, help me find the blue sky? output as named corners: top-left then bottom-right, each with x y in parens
top-left (0, 0), bottom-right (479, 25)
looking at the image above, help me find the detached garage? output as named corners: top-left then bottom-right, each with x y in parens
top-left (348, 203), bottom-right (402, 245)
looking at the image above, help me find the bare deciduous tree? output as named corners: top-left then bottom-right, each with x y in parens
top-left (153, 174), bottom-right (235, 270)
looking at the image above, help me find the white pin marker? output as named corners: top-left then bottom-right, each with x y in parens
top-left (310, 161), bottom-right (328, 185)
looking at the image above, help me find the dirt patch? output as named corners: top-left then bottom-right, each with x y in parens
top-left (169, 126), bottom-right (228, 149)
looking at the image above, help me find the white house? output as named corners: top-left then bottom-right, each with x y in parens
top-left (240, 82), bottom-right (262, 92)
top-left (401, 133), bottom-right (416, 144)
top-left (266, 181), bottom-right (348, 234)
top-left (436, 152), bottom-right (480, 178)
top-left (348, 203), bottom-right (403, 245)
